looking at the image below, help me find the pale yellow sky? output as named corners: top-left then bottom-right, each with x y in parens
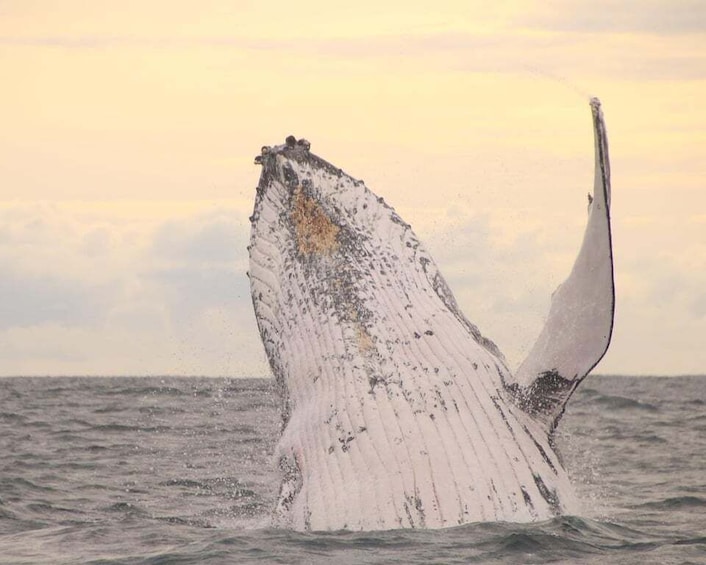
top-left (1, 1), bottom-right (705, 375)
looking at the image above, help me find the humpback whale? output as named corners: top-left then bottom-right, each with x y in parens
top-left (248, 98), bottom-right (614, 531)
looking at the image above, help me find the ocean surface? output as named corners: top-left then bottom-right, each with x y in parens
top-left (1, 375), bottom-right (704, 564)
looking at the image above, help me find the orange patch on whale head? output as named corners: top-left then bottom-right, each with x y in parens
top-left (291, 186), bottom-right (340, 256)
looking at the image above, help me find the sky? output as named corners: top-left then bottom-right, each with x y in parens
top-left (0, 1), bottom-right (704, 377)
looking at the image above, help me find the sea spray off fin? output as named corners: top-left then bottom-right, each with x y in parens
top-left (248, 101), bottom-right (614, 531)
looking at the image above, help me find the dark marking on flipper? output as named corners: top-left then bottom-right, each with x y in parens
top-left (506, 369), bottom-right (576, 431)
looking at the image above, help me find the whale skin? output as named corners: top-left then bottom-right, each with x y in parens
top-left (248, 99), bottom-right (614, 531)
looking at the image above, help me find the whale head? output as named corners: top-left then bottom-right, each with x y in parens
top-left (251, 135), bottom-right (402, 264)
top-left (249, 134), bottom-right (507, 410)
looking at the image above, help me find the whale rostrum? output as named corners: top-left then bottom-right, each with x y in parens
top-left (248, 98), bottom-right (614, 531)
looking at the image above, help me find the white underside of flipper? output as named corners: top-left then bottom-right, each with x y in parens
top-left (248, 100), bottom-right (613, 531)
top-left (510, 98), bottom-right (614, 432)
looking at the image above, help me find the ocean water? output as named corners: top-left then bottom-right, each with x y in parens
top-left (0, 375), bottom-right (704, 564)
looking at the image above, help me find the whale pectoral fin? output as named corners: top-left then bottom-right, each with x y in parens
top-left (509, 98), bottom-right (615, 433)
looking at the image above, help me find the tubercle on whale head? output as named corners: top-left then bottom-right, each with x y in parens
top-left (253, 135), bottom-right (352, 183)
top-left (252, 136), bottom-right (348, 258)
top-left (253, 135), bottom-right (312, 166)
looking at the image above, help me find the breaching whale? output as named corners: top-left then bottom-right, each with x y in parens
top-left (248, 98), bottom-right (614, 531)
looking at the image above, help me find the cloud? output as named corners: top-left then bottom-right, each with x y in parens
top-left (0, 269), bottom-right (108, 329)
top-left (0, 201), bottom-right (268, 376)
top-left (417, 207), bottom-right (579, 370)
top-left (145, 209), bottom-right (251, 324)
top-left (0, 199), bottom-right (549, 375)
top-left (520, 0), bottom-right (706, 35)
top-left (0, 35), bottom-right (312, 50)
top-left (415, 196), bottom-right (706, 376)
top-left (150, 211), bottom-right (246, 266)
top-left (3, 24), bottom-right (704, 83)
top-left (599, 211), bottom-right (706, 374)
top-left (1, 195), bottom-right (704, 376)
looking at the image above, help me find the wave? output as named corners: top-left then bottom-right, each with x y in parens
top-left (588, 394), bottom-right (659, 412)
top-left (104, 502), bottom-right (149, 517)
top-left (633, 496), bottom-right (706, 511)
top-left (158, 477), bottom-right (258, 499)
top-left (0, 477), bottom-right (57, 494)
top-left (0, 411), bottom-right (26, 423)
